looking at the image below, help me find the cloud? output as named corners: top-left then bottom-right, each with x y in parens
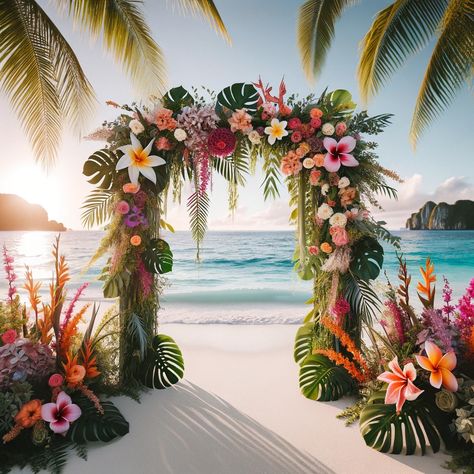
top-left (374, 175), bottom-right (474, 229)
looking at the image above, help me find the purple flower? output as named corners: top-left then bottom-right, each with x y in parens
top-left (2, 246), bottom-right (17, 302)
top-left (124, 206), bottom-right (148, 228)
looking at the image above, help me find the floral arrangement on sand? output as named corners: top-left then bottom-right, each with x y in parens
top-left (0, 240), bottom-right (129, 473)
top-left (329, 256), bottom-right (474, 469)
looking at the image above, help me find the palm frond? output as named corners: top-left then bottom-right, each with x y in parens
top-left (58, 0), bottom-right (167, 96)
top-left (0, 0), bottom-right (96, 167)
top-left (297, 0), bottom-right (358, 81)
top-left (81, 189), bottom-right (114, 229)
top-left (187, 190), bottom-right (209, 260)
top-left (175, 0), bottom-right (230, 43)
top-left (410, 0), bottom-right (474, 145)
top-left (343, 274), bottom-right (381, 326)
top-left (261, 153), bottom-right (281, 200)
top-left (126, 312), bottom-right (148, 361)
top-left (358, 0), bottom-right (446, 103)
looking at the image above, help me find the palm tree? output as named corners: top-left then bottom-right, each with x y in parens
top-left (297, 0), bottom-right (474, 146)
top-left (0, 0), bottom-right (229, 167)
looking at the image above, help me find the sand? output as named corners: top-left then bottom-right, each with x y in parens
top-left (12, 324), bottom-right (449, 473)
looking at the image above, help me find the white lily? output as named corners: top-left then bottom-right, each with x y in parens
top-left (264, 118), bottom-right (288, 145)
top-left (116, 133), bottom-right (165, 184)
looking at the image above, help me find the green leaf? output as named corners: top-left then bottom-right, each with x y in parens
top-left (81, 189), bottom-right (114, 228)
top-left (143, 238), bottom-right (173, 274)
top-left (162, 86), bottom-right (194, 112)
top-left (67, 399), bottom-right (129, 443)
top-left (294, 322), bottom-right (314, 365)
top-left (126, 312), bottom-right (148, 360)
top-left (99, 264), bottom-right (131, 298)
top-left (216, 82), bottom-right (259, 113)
top-left (359, 390), bottom-right (453, 455)
top-left (140, 334), bottom-right (184, 389)
top-left (83, 149), bottom-right (118, 190)
top-left (329, 89), bottom-right (355, 110)
top-left (299, 354), bottom-right (353, 401)
top-left (187, 190), bottom-right (210, 260)
top-left (350, 236), bottom-right (384, 281)
top-left (343, 275), bottom-right (380, 325)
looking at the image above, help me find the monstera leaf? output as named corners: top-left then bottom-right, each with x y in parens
top-left (329, 89), bottom-right (356, 114)
top-left (83, 149), bottom-right (118, 190)
top-left (162, 86), bottom-right (194, 112)
top-left (216, 83), bottom-right (259, 114)
top-left (350, 236), bottom-right (384, 282)
top-left (299, 354), bottom-right (353, 401)
top-left (140, 334), bottom-right (184, 389)
top-left (294, 322), bottom-right (314, 365)
top-left (359, 390), bottom-right (453, 455)
top-left (67, 399), bottom-right (129, 443)
top-left (143, 238), bottom-right (173, 274)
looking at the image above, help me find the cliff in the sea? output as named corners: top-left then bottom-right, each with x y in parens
top-left (406, 200), bottom-right (474, 230)
top-left (0, 194), bottom-right (66, 231)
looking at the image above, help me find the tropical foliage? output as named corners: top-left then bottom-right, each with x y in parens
top-left (0, 0), bottom-right (228, 167)
top-left (0, 240), bottom-right (131, 473)
top-left (297, 0), bottom-right (474, 144)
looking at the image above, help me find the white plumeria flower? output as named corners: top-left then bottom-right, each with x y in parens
top-left (116, 133), bottom-right (165, 184)
top-left (264, 118), bottom-right (288, 145)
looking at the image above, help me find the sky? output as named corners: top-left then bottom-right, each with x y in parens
top-left (0, 0), bottom-right (473, 230)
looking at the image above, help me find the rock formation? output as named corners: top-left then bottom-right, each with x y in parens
top-left (406, 200), bottom-right (474, 230)
top-left (0, 194), bottom-right (66, 231)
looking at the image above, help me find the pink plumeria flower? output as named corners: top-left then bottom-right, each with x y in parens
top-left (377, 357), bottom-right (423, 413)
top-left (323, 136), bottom-right (359, 172)
top-left (41, 391), bottom-right (81, 434)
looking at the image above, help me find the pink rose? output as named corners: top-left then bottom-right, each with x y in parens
top-left (310, 117), bottom-right (322, 129)
top-left (288, 118), bottom-right (302, 130)
top-left (291, 131), bottom-right (303, 143)
top-left (309, 169), bottom-right (321, 186)
top-left (308, 245), bottom-right (319, 256)
top-left (330, 226), bottom-right (350, 247)
top-left (116, 200), bottom-right (130, 215)
top-left (123, 183), bottom-right (140, 194)
top-left (1, 329), bottom-right (17, 345)
top-left (48, 373), bottom-right (64, 388)
top-left (155, 136), bottom-right (172, 150)
top-left (335, 122), bottom-right (347, 136)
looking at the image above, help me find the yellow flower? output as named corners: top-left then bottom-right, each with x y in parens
top-left (264, 119), bottom-right (288, 145)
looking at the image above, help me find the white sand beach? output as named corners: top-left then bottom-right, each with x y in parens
top-left (12, 324), bottom-right (450, 474)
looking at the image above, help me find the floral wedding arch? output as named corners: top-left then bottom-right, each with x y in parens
top-left (1, 80), bottom-right (472, 472)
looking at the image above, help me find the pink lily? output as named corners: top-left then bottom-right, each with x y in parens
top-left (41, 391), bottom-right (81, 434)
top-left (415, 340), bottom-right (458, 392)
top-left (377, 357), bottom-right (423, 413)
top-left (323, 136), bottom-right (359, 172)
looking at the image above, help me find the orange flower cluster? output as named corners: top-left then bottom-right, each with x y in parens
top-left (339, 186), bottom-right (357, 207)
top-left (2, 399), bottom-right (42, 443)
top-left (314, 349), bottom-right (366, 383)
top-left (280, 143), bottom-right (311, 176)
top-left (320, 317), bottom-right (370, 377)
top-left (153, 108), bottom-right (177, 131)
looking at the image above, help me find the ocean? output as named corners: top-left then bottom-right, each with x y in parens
top-left (0, 230), bottom-right (473, 324)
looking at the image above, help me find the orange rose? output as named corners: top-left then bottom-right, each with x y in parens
top-left (310, 108), bottom-right (323, 119)
top-left (15, 400), bottom-right (42, 428)
top-left (313, 153), bottom-right (325, 167)
top-left (130, 235), bottom-right (142, 246)
top-left (320, 242), bottom-right (333, 254)
top-left (123, 183), bottom-right (140, 194)
top-left (66, 364), bottom-right (86, 385)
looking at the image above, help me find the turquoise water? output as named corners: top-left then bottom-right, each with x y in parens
top-left (0, 230), bottom-right (473, 324)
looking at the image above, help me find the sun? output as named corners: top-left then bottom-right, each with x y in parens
top-left (6, 164), bottom-right (61, 221)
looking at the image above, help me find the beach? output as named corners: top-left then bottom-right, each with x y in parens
top-left (8, 324), bottom-right (448, 474)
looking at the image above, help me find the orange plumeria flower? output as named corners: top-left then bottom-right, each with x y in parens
top-left (415, 340), bottom-right (458, 392)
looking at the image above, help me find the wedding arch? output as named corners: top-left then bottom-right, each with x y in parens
top-left (81, 80), bottom-right (399, 391)
top-left (2, 80), bottom-right (471, 472)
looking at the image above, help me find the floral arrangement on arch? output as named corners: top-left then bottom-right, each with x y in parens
top-left (0, 241), bottom-right (129, 473)
top-left (82, 79), bottom-right (400, 393)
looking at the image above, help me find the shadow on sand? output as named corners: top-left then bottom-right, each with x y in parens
top-left (116, 381), bottom-right (333, 474)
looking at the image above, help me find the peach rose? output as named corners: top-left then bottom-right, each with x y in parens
top-left (313, 154), bottom-right (325, 167)
top-left (309, 169), bottom-right (321, 186)
top-left (308, 245), bottom-right (319, 256)
top-left (66, 365), bottom-right (86, 385)
top-left (130, 235), bottom-right (142, 246)
top-left (310, 108), bottom-right (323, 119)
top-left (123, 183), bottom-right (140, 194)
top-left (320, 242), bottom-right (333, 254)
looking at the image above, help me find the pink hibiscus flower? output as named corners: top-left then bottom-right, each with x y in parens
top-left (41, 391), bottom-right (81, 434)
top-left (323, 136), bottom-right (358, 172)
top-left (377, 357), bottom-right (423, 413)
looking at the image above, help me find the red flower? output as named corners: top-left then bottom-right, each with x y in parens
top-left (208, 128), bottom-right (236, 157)
top-left (290, 131), bottom-right (302, 143)
top-left (1, 329), bottom-right (17, 345)
top-left (310, 117), bottom-right (322, 129)
top-left (288, 117), bottom-right (302, 130)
